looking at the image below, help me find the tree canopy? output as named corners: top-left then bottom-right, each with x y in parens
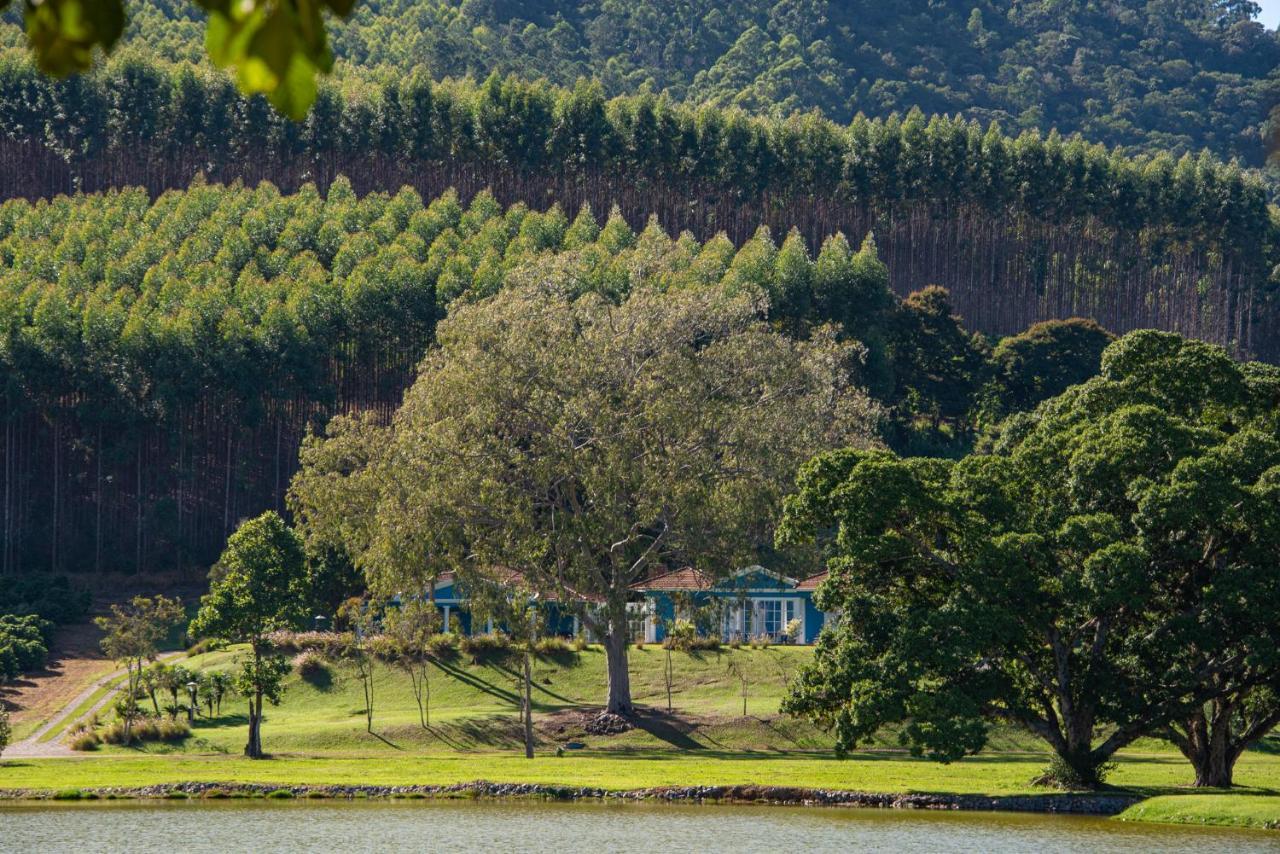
top-left (189, 510), bottom-right (306, 758)
top-left (778, 329), bottom-right (1280, 788)
top-left (5, 0), bottom-right (1275, 164)
top-left (290, 270), bottom-right (882, 714)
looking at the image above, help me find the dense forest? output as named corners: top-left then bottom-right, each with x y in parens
top-left (0, 178), bottom-right (1113, 576)
top-left (0, 59), bottom-right (1274, 357)
top-left (3, 0), bottom-right (1276, 166)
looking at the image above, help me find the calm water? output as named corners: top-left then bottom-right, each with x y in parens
top-left (0, 800), bottom-right (1275, 853)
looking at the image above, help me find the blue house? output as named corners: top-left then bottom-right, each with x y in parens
top-left (630, 566), bottom-right (831, 645)
top-left (424, 568), bottom-right (596, 638)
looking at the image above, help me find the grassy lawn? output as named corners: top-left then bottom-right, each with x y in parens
top-left (1118, 794), bottom-right (1280, 830)
top-left (1, 641), bottom-right (1276, 829)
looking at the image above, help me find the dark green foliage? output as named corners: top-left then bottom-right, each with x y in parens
top-left (986, 318), bottom-right (1115, 417)
top-left (6, 0), bottom-right (1274, 166)
top-left (779, 330), bottom-right (1280, 787)
top-left (190, 510), bottom-right (306, 758)
top-left (0, 574), bottom-right (89, 625)
top-left (0, 612), bottom-right (50, 680)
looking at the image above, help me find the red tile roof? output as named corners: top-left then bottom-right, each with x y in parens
top-left (629, 566), bottom-right (715, 591)
top-left (795, 571), bottom-right (829, 591)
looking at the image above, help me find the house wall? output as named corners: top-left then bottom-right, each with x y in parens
top-left (643, 589), bottom-right (826, 644)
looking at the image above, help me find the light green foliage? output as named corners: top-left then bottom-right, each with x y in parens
top-left (190, 510), bottom-right (308, 757)
top-left (0, 0), bottom-right (357, 117)
top-left (191, 512), bottom-right (307, 647)
top-left (780, 329), bottom-right (1280, 788)
top-left (94, 595), bottom-right (184, 738)
top-left (291, 274), bottom-right (882, 715)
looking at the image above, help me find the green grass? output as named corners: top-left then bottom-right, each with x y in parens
top-left (2, 641), bottom-right (1277, 830)
top-left (1118, 794), bottom-right (1280, 829)
top-left (38, 675), bottom-right (126, 743)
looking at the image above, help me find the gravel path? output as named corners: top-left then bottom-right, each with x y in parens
top-left (5, 652), bottom-right (183, 759)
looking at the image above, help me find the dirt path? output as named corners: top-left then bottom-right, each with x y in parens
top-left (5, 651), bottom-right (184, 759)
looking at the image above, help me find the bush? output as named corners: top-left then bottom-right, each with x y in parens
top-left (0, 705), bottom-right (9, 758)
top-left (663, 622), bottom-right (720, 651)
top-left (425, 633), bottom-right (458, 657)
top-left (0, 613), bottom-right (51, 682)
top-left (0, 575), bottom-right (90, 626)
top-left (265, 630), bottom-right (353, 655)
top-left (533, 636), bottom-right (573, 655)
top-left (186, 638), bottom-right (227, 657)
top-left (571, 636), bottom-right (588, 652)
top-left (1035, 756), bottom-right (1116, 790)
top-left (101, 717), bottom-right (190, 745)
top-left (292, 650), bottom-right (330, 683)
top-left (69, 731), bottom-right (101, 751)
top-left (459, 632), bottom-right (512, 659)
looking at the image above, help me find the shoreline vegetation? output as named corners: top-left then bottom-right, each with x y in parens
top-left (4, 640), bottom-right (1277, 831)
top-left (0, 776), bottom-right (1273, 832)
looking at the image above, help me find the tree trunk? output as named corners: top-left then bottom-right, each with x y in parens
top-left (245, 694), bottom-right (263, 759)
top-left (522, 648), bottom-right (534, 759)
top-left (1171, 704), bottom-right (1240, 789)
top-left (603, 624), bottom-right (633, 716)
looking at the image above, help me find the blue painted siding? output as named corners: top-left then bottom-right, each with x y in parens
top-left (639, 581), bottom-right (825, 644)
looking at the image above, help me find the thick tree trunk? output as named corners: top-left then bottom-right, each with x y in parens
top-left (603, 625), bottom-right (633, 716)
top-left (245, 691), bottom-right (264, 759)
top-left (1171, 705), bottom-right (1240, 789)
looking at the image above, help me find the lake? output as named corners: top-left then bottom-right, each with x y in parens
top-left (0, 800), bottom-right (1274, 853)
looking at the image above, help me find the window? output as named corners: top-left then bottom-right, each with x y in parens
top-left (760, 600), bottom-right (783, 636)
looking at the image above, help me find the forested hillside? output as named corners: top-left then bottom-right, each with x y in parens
top-left (0, 179), bottom-right (1113, 576)
top-left (0, 59), bottom-right (1274, 357)
top-left (3, 0), bottom-right (1276, 166)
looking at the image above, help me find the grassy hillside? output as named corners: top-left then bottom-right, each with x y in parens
top-left (142, 644), bottom-right (835, 754)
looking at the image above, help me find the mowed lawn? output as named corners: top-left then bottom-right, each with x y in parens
top-left (2, 642), bottom-right (1278, 828)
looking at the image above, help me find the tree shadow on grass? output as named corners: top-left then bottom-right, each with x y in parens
top-left (368, 731), bottom-right (406, 751)
top-left (629, 708), bottom-right (707, 751)
top-left (432, 658), bottom-right (519, 705)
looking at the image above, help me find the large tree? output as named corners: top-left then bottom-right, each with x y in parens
top-left (292, 273), bottom-right (880, 715)
top-left (779, 330), bottom-right (1280, 788)
top-left (189, 511), bottom-right (307, 758)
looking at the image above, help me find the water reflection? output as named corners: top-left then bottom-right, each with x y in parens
top-left (0, 799), bottom-right (1273, 853)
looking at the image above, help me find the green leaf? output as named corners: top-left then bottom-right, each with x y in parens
top-left (198, 0), bottom-right (344, 120)
top-left (23, 0), bottom-right (125, 76)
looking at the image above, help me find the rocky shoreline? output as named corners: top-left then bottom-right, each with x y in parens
top-left (0, 780), bottom-right (1142, 814)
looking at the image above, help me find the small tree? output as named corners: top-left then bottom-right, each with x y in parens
top-left (0, 705), bottom-right (10, 760)
top-left (140, 664), bottom-right (165, 716)
top-left (94, 595), bottom-right (184, 743)
top-left (201, 672), bottom-right (233, 717)
top-left (383, 600), bottom-right (441, 729)
top-left (469, 581), bottom-right (544, 759)
top-left (339, 597), bottom-right (380, 734)
top-left (189, 512), bottom-right (308, 758)
top-left (726, 654), bottom-right (750, 718)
